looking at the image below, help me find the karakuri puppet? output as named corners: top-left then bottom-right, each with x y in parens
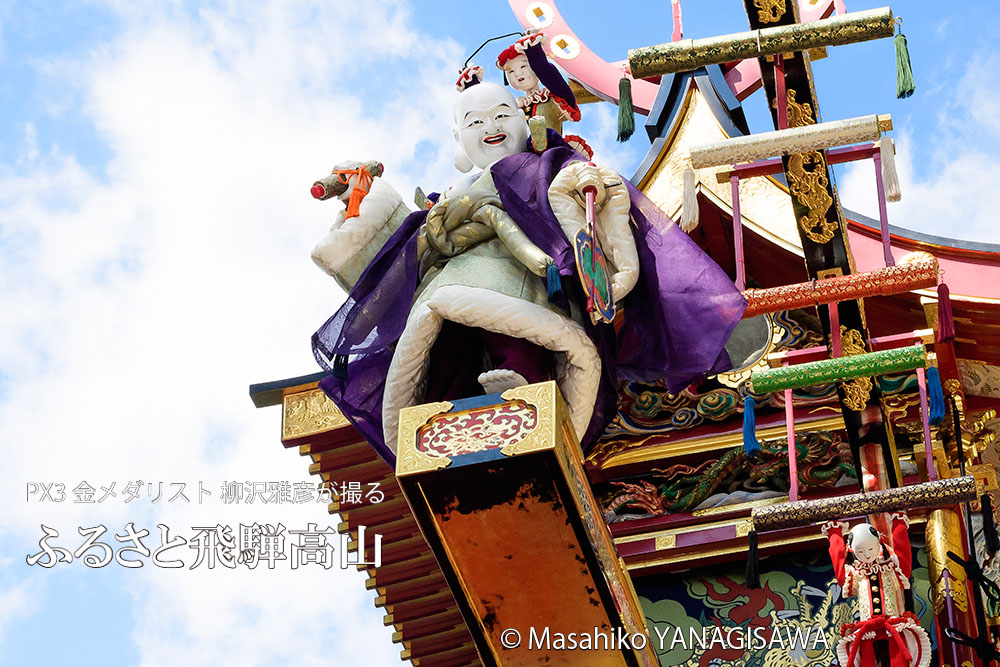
top-left (309, 67), bottom-right (745, 465)
top-left (822, 515), bottom-right (931, 667)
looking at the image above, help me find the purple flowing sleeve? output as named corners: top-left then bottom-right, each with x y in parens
top-left (524, 42), bottom-right (577, 114)
top-left (311, 208), bottom-right (429, 465)
top-left (491, 133), bottom-right (746, 439)
top-left (490, 134), bottom-right (745, 390)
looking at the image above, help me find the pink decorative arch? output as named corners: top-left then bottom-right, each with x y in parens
top-left (507, 0), bottom-right (841, 112)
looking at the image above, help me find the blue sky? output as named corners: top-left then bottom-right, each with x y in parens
top-left (1, 1), bottom-right (998, 665)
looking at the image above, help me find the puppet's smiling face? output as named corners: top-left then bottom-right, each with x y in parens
top-left (455, 83), bottom-right (528, 169)
top-left (502, 54), bottom-right (539, 92)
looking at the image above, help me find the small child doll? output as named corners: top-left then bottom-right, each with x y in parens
top-left (822, 514), bottom-right (931, 667)
top-left (496, 33), bottom-right (592, 159)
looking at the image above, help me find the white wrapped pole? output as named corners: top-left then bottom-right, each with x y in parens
top-left (878, 137), bottom-right (901, 202)
top-left (690, 114), bottom-right (891, 169)
top-left (529, 115), bottom-right (548, 153)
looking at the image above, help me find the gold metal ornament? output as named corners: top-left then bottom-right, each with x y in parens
top-left (785, 89), bottom-right (816, 128)
top-left (788, 150), bottom-right (836, 243)
top-left (926, 508), bottom-right (970, 614)
top-left (628, 8), bottom-right (895, 78)
top-left (282, 388), bottom-right (349, 441)
top-left (839, 326), bottom-right (873, 411)
top-left (754, 0), bottom-right (787, 23)
top-left (395, 401), bottom-right (454, 476)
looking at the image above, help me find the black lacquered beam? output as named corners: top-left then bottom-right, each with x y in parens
top-left (751, 476), bottom-right (977, 532)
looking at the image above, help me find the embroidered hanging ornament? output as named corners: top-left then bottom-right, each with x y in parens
top-left (937, 282), bottom-right (955, 342)
top-left (743, 395), bottom-right (761, 459)
top-left (926, 366), bottom-right (945, 426)
top-left (742, 256), bottom-right (938, 317)
top-left (617, 73), bottom-right (635, 142)
top-left (751, 344), bottom-right (927, 394)
top-left (894, 19), bottom-right (915, 99)
top-left (878, 137), bottom-right (902, 202)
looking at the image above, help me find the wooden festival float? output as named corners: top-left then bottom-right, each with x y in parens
top-left (251, 2), bottom-right (1000, 665)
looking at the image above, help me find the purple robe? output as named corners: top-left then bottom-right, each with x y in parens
top-left (313, 132), bottom-right (746, 465)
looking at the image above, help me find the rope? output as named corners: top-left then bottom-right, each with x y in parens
top-left (464, 31), bottom-right (523, 68)
top-left (333, 165), bottom-right (374, 219)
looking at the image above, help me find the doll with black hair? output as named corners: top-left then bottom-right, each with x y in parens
top-left (496, 32), bottom-right (592, 159)
top-left (821, 515), bottom-right (931, 667)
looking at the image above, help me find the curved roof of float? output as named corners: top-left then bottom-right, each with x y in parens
top-left (595, 56), bottom-right (1000, 303)
top-left (509, 0), bottom-right (1000, 286)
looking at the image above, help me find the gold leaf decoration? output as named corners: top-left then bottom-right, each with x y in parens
top-left (788, 151), bottom-right (836, 244)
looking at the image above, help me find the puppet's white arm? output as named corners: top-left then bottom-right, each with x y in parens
top-left (311, 177), bottom-right (410, 292)
top-left (548, 162), bottom-right (639, 300)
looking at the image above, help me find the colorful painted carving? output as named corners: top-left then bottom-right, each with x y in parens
top-left (605, 430), bottom-right (853, 517)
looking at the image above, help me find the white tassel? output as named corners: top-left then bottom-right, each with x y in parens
top-left (879, 137), bottom-right (901, 202)
top-left (681, 166), bottom-right (699, 232)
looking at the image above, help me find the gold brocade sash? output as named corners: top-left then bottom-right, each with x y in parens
top-left (418, 172), bottom-right (552, 280)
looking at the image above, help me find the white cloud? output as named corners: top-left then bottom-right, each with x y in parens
top-left (837, 53), bottom-right (1000, 244)
top-left (0, 574), bottom-right (37, 646)
top-left (0, 1), bottom-right (470, 664)
top-left (577, 102), bottom-right (645, 176)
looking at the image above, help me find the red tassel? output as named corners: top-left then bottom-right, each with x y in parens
top-left (937, 283), bottom-right (955, 343)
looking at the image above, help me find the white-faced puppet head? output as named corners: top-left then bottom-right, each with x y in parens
top-left (453, 82), bottom-right (529, 172)
top-left (847, 523), bottom-right (885, 564)
top-left (500, 53), bottom-right (540, 93)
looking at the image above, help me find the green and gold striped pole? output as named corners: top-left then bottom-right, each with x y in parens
top-left (750, 344), bottom-right (926, 394)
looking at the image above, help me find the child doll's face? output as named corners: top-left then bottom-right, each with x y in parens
top-left (503, 54), bottom-right (539, 92)
top-left (849, 524), bottom-right (882, 564)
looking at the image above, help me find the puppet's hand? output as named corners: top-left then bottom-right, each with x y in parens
top-left (516, 32), bottom-right (545, 51)
top-left (311, 175), bottom-right (404, 287)
top-left (569, 161), bottom-right (609, 209)
top-left (549, 162), bottom-right (639, 300)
